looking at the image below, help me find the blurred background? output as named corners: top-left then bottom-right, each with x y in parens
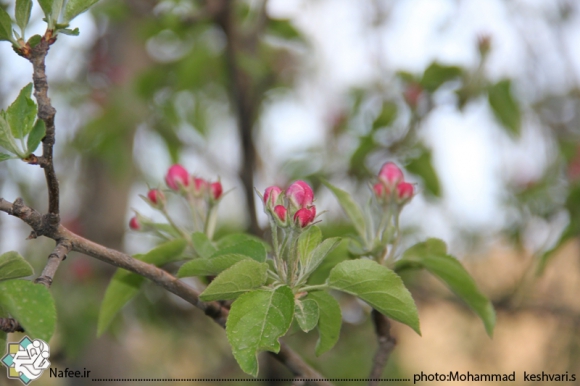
top-left (1, 0), bottom-right (580, 384)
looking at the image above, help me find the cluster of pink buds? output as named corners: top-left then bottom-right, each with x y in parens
top-left (262, 180), bottom-right (317, 229)
top-left (129, 164), bottom-right (224, 231)
top-left (373, 162), bottom-right (414, 206)
top-left (165, 164), bottom-right (223, 202)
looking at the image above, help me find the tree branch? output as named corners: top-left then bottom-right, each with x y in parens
top-left (213, 0), bottom-right (261, 236)
top-left (34, 239), bottom-right (73, 287)
top-left (368, 309), bottom-right (396, 385)
top-left (0, 318), bottom-right (24, 333)
top-left (27, 32), bottom-right (60, 222)
top-left (0, 197), bottom-right (330, 384)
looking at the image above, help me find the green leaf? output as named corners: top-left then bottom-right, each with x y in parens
top-left (51, 0), bottom-right (64, 22)
top-left (396, 238), bottom-right (496, 337)
top-left (267, 19), bottom-right (302, 41)
top-left (38, 0), bottom-right (53, 17)
top-left (420, 62), bottom-right (462, 92)
top-left (321, 179), bottom-right (366, 240)
top-left (141, 238), bottom-right (187, 265)
top-left (63, 0), bottom-right (99, 23)
top-left (15, 0), bottom-right (32, 34)
top-left (27, 34), bottom-right (41, 47)
top-left (406, 147), bottom-right (441, 197)
top-left (303, 237), bottom-right (341, 277)
top-left (372, 102), bottom-right (397, 130)
top-left (217, 233), bottom-right (269, 250)
top-left (199, 260), bottom-right (268, 302)
top-left (307, 291), bottom-right (341, 356)
top-left (7, 83), bottom-right (37, 139)
top-left (177, 254), bottom-right (248, 277)
top-left (58, 27), bottom-right (79, 35)
top-left (402, 237), bottom-right (447, 256)
top-left (488, 79), bottom-right (521, 136)
top-left (0, 153), bottom-right (12, 162)
top-left (97, 268), bottom-right (144, 336)
top-left (298, 226), bottom-right (322, 266)
top-left (537, 224), bottom-right (575, 275)
top-left (0, 114), bottom-right (21, 156)
top-left (0, 305), bottom-right (7, 356)
top-left (0, 6), bottom-right (13, 42)
top-left (211, 239), bottom-right (267, 263)
top-left (0, 280), bottom-right (56, 342)
top-left (328, 259), bottom-right (420, 334)
top-left (146, 222), bottom-right (181, 238)
top-left (0, 251), bottom-right (34, 281)
top-left (191, 232), bottom-right (217, 259)
top-left (294, 298), bottom-right (319, 332)
top-left (97, 239), bottom-right (186, 335)
top-left (349, 135), bottom-right (375, 175)
top-left (226, 286), bottom-right (294, 377)
top-left (26, 119), bottom-right (46, 154)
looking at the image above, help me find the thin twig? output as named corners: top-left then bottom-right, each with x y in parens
top-left (368, 309), bottom-right (396, 386)
top-left (26, 33), bottom-right (60, 221)
top-left (34, 239), bottom-right (73, 288)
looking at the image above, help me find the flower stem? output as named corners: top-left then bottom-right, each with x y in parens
top-left (299, 283), bottom-right (328, 293)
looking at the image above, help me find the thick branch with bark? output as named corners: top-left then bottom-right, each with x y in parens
top-left (0, 197), bottom-right (330, 384)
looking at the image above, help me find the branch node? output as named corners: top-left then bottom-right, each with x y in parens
top-left (0, 318), bottom-right (25, 333)
top-left (34, 276), bottom-right (53, 286)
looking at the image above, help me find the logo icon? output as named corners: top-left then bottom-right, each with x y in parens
top-left (2, 336), bottom-right (50, 384)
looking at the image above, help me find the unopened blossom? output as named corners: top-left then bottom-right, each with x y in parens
top-left (147, 189), bottom-right (165, 206)
top-left (263, 186), bottom-right (282, 209)
top-left (192, 177), bottom-right (207, 197)
top-left (286, 180), bottom-right (314, 209)
top-left (165, 164), bottom-right (190, 191)
top-left (396, 182), bottom-right (414, 204)
top-left (210, 181), bottom-right (223, 200)
top-left (273, 205), bottom-right (288, 226)
top-left (294, 207), bottom-right (315, 228)
top-left (378, 162), bottom-right (404, 189)
top-left (129, 216), bottom-right (141, 230)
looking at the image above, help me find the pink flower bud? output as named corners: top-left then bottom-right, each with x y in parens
top-left (165, 164), bottom-right (190, 191)
top-left (477, 34), bottom-right (491, 57)
top-left (129, 216), bottom-right (141, 230)
top-left (147, 189), bottom-right (165, 205)
top-left (379, 162), bottom-right (404, 188)
top-left (193, 177), bottom-right (208, 197)
top-left (274, 205), bottom-right (287, 222)
top-left (263, 186), bottom-right (282, 208)
top-left (286, 180), bottom-right (314, 208)
top-left (309, 205), bottom-right (316, 220)
top-left (210, 181), bottom-right (223, 200)
top-left (373, 183), bottom-right (385, 198)
top-left (294, 207), bottom-right (315, 228)
top-left (396, 182), bottom-right (414, 203)
top-left (404, 83), bottom-right (423, 109)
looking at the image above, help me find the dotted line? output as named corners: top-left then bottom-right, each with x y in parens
top-left (90, 380), bottom-right (412, 382)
